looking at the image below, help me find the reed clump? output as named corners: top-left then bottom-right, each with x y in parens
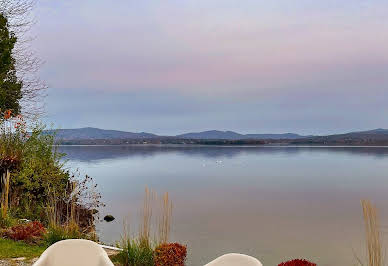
top-left (115, 223), bottom-right (154, 266)
top-left (44, 178), bottom-right (99, 245)
top-left (113, 187), bottom-right (180, 266)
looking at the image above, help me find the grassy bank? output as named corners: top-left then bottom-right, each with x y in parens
top-left (0, 238), bottom-right (45, 259)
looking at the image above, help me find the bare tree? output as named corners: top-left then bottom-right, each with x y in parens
top-left (0, 0), bottom-right (46, 118)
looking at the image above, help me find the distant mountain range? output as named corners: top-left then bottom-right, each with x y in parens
top-left (46, 127), bottom-right (307, 140)
top-left (46, 127), bottom-right (388, 146)
top-left (176, 130), bottom-right (305, 140)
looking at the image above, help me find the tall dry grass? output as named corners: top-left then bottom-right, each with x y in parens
top-left (45, 182), bottom-right (95, 245)
top-left (137, 187), bottom-right (173, 245)
top-left (139, 187), bottom-right (154, 245)
top-left (158, 192), bottom-right (172, 244)
top-left (46, 187), bottom-right (59, 228)
top-left (115, 187), bottom-right (173, 265)
top-left (359, 199), bottom-right (384, 266)
top-left (46, 181), bottom-right (80, 228)
top-left (68, 181), bottom-right (79, 226)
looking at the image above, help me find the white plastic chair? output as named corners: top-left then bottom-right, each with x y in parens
top-left (205, 253), bottom-right (263, 266)
top-left (33, 239), bottom-right (114, 266)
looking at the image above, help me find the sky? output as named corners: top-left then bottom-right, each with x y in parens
top-left (32, 0), bottom-right (388, 135)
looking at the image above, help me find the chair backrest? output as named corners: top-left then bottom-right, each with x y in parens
top-left (33, 239), bottom-right (114, 266)
top-left (204, 253), bottom-right (263, 266)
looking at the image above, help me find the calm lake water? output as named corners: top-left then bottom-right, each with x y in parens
top-left (59, 145), bottom-right (388, 266)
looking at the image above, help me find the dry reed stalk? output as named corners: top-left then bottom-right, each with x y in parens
top-left (69, 181), bottom-right (79, 225)
top-left (158, 192), bottom-right (172, 244)
top-left (140, 187), bottom-right (154, 245)
top-left (46, 188), bottom-right (59, 228)
top-left (121, 218), bottom-right (131, 244)
top-left (46, 183), bottom-right (84, 239)
top-left (47, 183), bottom-right (78, 229)
top-left (361, 199), bottom-right (384, 266)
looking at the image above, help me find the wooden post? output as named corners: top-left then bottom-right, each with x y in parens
top-left (1, 169), bottom-right (10, 218)
top-left (1, 171), bottom-right (6, 218)
top-left (4, 169), bottom-right (9, 216)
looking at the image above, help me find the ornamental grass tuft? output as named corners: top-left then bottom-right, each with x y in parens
top-left (114, 238), bottom-right (154, 266)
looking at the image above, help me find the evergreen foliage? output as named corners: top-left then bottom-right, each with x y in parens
top-left (0, 13), bottom-right (22, 115)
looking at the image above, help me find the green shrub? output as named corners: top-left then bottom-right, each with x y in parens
top-left (44, 221), bottom-right (98, 246)
top-left (0, 213), bottom-right (18, 228)
top-left (44, 222), bottom-right (83, 246)
top-left (10, 124), bottom-right (69, 222)
top-left (44, 225), bottom-right (69, 246)
top-left (1, 123), bottom-right (102, 231)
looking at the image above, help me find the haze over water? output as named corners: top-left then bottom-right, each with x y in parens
top-left (59, 145), bottom-right (388, 266)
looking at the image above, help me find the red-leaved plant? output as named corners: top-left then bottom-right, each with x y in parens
top-left (5, 221), bottom-right (46, 242)
top-left (154, 243), bottom-right (187, 266)
top-left (278, 259), bottom-right (316, 266)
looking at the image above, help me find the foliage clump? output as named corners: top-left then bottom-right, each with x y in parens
top-left (44, 221), bottom-right (97, 246)
top-left (278, 259), bottom-right (316, 266)
top-left (10, 123), bottom-right (70, 222)
top-left (154, 243), bottom-right (187, 266)
top-left (3, 221), bottom-right (45, 242)
top-left (0, 111), bottom-right (102, 240)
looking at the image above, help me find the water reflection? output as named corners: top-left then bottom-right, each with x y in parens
top-left (59, 145), bottom-right (388, 162)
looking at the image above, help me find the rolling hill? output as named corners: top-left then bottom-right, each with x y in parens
top-left (45, 127), bottom-right (157, 140)
top-left (176, 130), bottom-right (305, 140)
top-left (291, 128), bottom-right (388, 145)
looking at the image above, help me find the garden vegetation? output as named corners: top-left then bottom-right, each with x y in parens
top-left (0, 5), bottom-right (103, 254)
top-left (111, 188), bottom-right (187, 266)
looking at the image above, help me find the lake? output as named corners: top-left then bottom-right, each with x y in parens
top-left (59, 145), bottom-right (388, 266)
